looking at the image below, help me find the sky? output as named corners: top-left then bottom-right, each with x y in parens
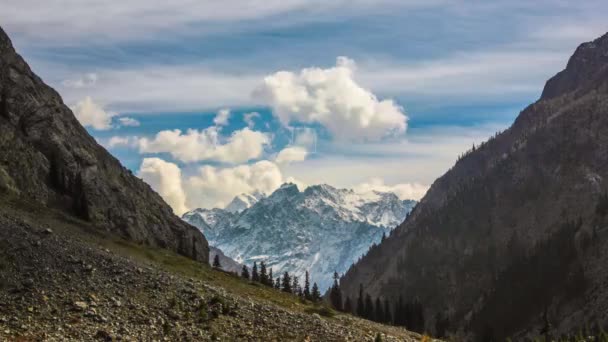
top-left (2, 0), bottom-right (607, 214)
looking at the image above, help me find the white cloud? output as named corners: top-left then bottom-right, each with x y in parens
top-left (275, 146), bottom-right (308, 164)
top-left (213, 108), bottom-right (231, 126)
top-left (71, 96), bottom-right (116, 130)
top-left (185, 160), bottom-right (285, 209)
top-left (255, 57), bottom-right (408, 141)
top-left (138, 127), bottom-right (270, 163)
top-left (62, 73), bottom-right (97, 89)
top-left (354, 178), bottom-right (429, 200)
top-left (117, 117), bottom-right (140, 127)
top-left (107, 136), bottom-right (138, 148)
top-left (243, 112), bottom-right (260, 128)
top-left (138, 158), bottom-right (188, 215)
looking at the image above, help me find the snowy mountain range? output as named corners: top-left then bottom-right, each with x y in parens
top-left (182, 183), bottom-right (416, 290)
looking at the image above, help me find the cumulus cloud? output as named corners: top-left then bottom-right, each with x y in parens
top-left (117, 117), bottom-right (140, 127)
top-left (354, 178), bottom-right (428, 200)
top-left (213, 108), bottom-right (231, 126)
top-left (243, 112), bottom-right (260, 128)
top-left (71, 96), bottom-right (116, 130)
top-left (275, 146), bottom-right (308, 164)
top-left (254, 57), bottom-right (408, 141)
top-left (138, 158), bottom-right (188, 215)
top-left (185, 160), bottom-right (285, 209)
top-left (138, 127), bottom-right (269, 163)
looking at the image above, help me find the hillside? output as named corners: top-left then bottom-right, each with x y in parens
top-left (0, 194), bottom-right (432, 341)
top-left (0, 26), bottom-right (207, 263)
top-left (340, 32), bottom-right (608, 340)
top-left (183, 183), bottom-right (416, 291)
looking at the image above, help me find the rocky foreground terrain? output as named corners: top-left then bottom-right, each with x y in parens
top-left (0, 196), bottom-right (432, 341)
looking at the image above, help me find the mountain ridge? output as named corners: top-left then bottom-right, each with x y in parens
top-left (340, 32), bottom-right (608, 340)
top-left (0, 25), bottom-right (208, 263)
top-left (184, 183), bottom-right (417, 290)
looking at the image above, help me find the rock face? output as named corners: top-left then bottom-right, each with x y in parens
top-left (183, 183), bottom-right (416, 291)
top-left (340, 32), bottom-right (608, 340)
top-left (0, 26), bottom-right (208, 262)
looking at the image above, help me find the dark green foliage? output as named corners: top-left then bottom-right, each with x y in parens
top-left (383, 298), bottom-right (391, 324)
top-left (259, 261), bottom-right (268, 285)
top-left (303, 271), bottom-right (311, 300)
top-left (329, 271), bottom-right (343, 311)
top-left (275, 276), bottom-right (281, 289)
top-left (212, 254), bottom-right (221, 269)
top-left (292, 275), bottom-right (301, 296)
top-left (251, 262), bottom-right (259, 282)
top-left (305, 305), bottom-right (336, 318)
top-left (241, 265), bottom-right (250, 279)
top-left (343, 296), bottom-right (353, 313)
top-left (267, 268), bottom-right (273, 287)
top-left (472, 220), bottom-right (587, 340)
top-left (357, 284), bottom-right (365, 317)
top-left (374, 297), bottom-right (383, 323)
top-left (311, 282), bottom-right (321, 302)
top-left (364, 294), bottom-right (374, 320)
top-left (393, 297), bottom-right (424, 333)
top-left (281, 272), bottom-right (292, 293)
top-left (375, 332), bottom-right (383, 342)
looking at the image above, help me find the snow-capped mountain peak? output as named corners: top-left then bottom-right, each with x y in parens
top-left (182, 183), bottom-right (416, 290)
top-left (224, 191), bottom-right (266, 213)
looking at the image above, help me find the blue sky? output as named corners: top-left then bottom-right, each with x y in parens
top-left (2, 0), bottom-right (607, 213)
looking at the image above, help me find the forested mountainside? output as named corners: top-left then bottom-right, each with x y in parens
top-left (0, 26), bottom-right (207, 262)
top-left (184, 183), bottom-right (416, 290)
top-left (340, 32), bottom-right (608, 340)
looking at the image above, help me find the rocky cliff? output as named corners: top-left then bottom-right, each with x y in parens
top-left (0, 26), bottom-right (208, 263)
top-left (340, 32), bottom-right (608, 340)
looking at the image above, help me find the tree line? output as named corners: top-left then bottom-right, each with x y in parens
top-left (213, 256), bottom-right (322, 302)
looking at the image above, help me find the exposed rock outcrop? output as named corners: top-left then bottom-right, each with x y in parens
top-left (0, 26), bottom-right (208, 263)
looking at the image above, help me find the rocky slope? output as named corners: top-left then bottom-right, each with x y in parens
top-left (183, 183), bottom-right (416, 291)
top-left (0, 195), bottom-right (431, 341)
top-left (0, 26), bottom-right (208, 262)
top-left (340, 32), bottom-right (608, 340)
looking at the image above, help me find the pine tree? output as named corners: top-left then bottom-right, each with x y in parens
top-left (268, 268), bottom-right (273, 287)
top-left (251, 262), bottom-right (260, 282)
top-left (259, 261), bottom-right (268, 285)
top-left (291, 275), bottom-right (300, 295)
top-left (281, 272), bottom-right (292, 293)
top-left (356, 284), bottom-right (365, 317)
top-left (365, 294), bottom-right (374, 320)
top-left (344, 296), bottom-right (353, 313)
top-left (383, 298), bottom-right (391, 324)
top-left (311, 282), bottom-right (321, 302)
top-left (375, 297), bottom-right (383, 323)
top-left (241, 265), bottom-right (250, 280)
top-left (212, 254), bottom-right (221, 269)
top-left (274, 277), bottom-right (281, 289)
top-left (329, 272), bottom-right (342, 311)
top-left (303, 271), bottom-right (311, 300)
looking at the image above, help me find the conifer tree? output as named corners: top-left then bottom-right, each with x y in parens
top-left (329, 272), bottom-right (343, 311)
top-left (356, 284), bottom-right (365, 317)
top-left (375, 297), bottom-right (383, 323)
top-left (259, 261), bottom-right (268, 285)
top-left (344, 296), bottom-right (353, 313)
top-left (291, 275), bottom-right (300, 295)
top-left (281, 272), bottom-right (292, 293)
top-left (303, 271), bottom-right (311, 300)
top-left (311, 282), bottom-right (321, 302)
top-left (212, 254), bottom-right (221, 269)
top-left (274, 277), bottom-right (281, 289)
top-left (365, 294), bottom-right (374, 320)
top-left (268, 268), bottom-right (273, 287)
top-left (383, 298), bottom-right (391, 324)
top-left (241, 265), bottom-right (250, 280)
top-left (251, 262), bottom-right (260, 282)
